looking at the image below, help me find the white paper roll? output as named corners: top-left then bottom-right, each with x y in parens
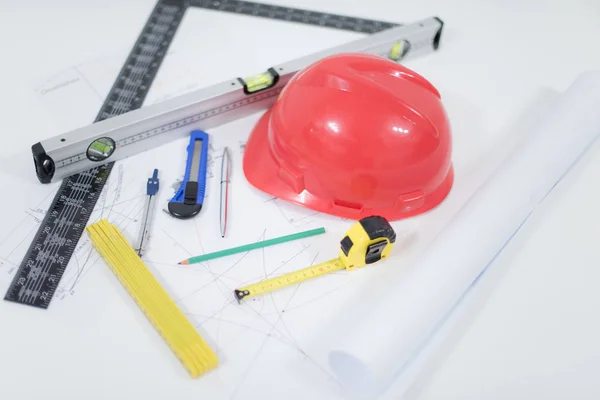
top-left (316, 70), bottom-right (600, 398)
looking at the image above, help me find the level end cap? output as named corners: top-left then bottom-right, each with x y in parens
top-left (433, 17), bottom-right (444, 50)
top-left (31, 142), bottom-right (54, 184)
top-left (167, 202), bottom-right (202, 219)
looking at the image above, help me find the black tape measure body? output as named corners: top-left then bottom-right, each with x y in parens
top-left (5, 0), bottom-right (403, 308)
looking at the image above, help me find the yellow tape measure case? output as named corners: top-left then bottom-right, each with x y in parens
top-left (339, 216), bottom-right (396, 270)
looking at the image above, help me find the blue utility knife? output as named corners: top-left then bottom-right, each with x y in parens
top-left (168, 130), bottom-right (209, 219)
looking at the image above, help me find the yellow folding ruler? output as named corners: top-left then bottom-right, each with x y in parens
top-left (87, 219), bottom-right (218, 378)
top-left (234, 215), bottom-right (396, 302)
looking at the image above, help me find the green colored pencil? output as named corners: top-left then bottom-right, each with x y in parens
top-left (178, 227), bottom-right (326, 265)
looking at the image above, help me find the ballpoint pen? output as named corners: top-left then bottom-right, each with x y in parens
top-left (219, 147), bottom-right (231, 238)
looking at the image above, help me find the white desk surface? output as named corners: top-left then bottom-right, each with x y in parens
top-left (1, 0), bottom-right (600, 399)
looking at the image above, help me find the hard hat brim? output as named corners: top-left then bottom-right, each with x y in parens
top-left (243, 108), bottom-right (455, 221)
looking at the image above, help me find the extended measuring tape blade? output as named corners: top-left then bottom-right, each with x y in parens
top-left (234, 258), bottom-right (346, 302)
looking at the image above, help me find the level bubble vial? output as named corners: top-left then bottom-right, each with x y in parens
top-left (87, 137), bottom-right (116, 162)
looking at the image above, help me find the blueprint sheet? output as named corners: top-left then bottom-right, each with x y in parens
top-left (0, 8), bottom-right (497, 400)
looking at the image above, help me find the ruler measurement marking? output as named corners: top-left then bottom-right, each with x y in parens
top-left (25, 176), bottom-right (94, 302)
top-left (18, 171), bottom-right (97, 304)
top-left (20, 179), bottom-right (85, 300)
top-left (54, 87), bottom-right (282, 167)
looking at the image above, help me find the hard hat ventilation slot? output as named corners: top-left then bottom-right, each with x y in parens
top-left (277, 165), bottom-right (304, 194)
top-left (396, 190), bottom-right (425, 212)
top-left (333, 199), bottom-right (364, 213)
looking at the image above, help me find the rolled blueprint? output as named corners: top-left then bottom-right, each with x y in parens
top-left (314, 70), bottom-right (600, 398)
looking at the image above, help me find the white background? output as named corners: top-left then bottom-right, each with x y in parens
top-left (1, 0), bottom-right (600, 399)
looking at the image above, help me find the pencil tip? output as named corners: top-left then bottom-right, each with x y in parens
top-left (179, 260), bottom-right (189, 265)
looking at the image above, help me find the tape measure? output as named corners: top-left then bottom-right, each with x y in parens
top-left (86, 219), bottom-right (218, 377)
top-left (234, 215), bottom-right (396, 302)
top-left (5, 0), bottom-right (439, 309)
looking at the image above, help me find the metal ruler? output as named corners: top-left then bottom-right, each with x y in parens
top-left (6, 0), bottom-right (443, 309)
top-left (189, 0), bottom-right (399, 33)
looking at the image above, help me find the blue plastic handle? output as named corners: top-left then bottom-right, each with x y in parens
top-left (167, 130), bottom-right (209, 219)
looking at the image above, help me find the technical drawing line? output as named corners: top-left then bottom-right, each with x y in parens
top-left (195, 298), bottom-right (239, 330)
top-left (106, 166), bottom-right (127, 220)
top-left (188, 241), bottom-right (310, 306)
top-left (264, 245), bottom-right (311, 279)
top-left (270, 252), bottom-right (320, 351)
top-left (1, 223), bottom-right (42, 264)
top-left (0, 186), bottom-right (58, 247)
top-left (191, 216), bottom-right (237, 304)
top-left (107, 209), bottom-right (141, 222)
top-left (190, 287), bottom-right (292, 347)
top-left (73, 66), bottom-right (104, 101)
top-left (24, 210), bottom-right (42, 223)
top-left (71, 251), bottom-right (83, 287)
top-left (72, 201), bottom-right (145, 290)
top-left (69, 245), bottom-right (95, 291)
top-left (277, 282), bottom-right (352, 314)
top-left (288, 211), bottom-right (319, 225)
top-left (145, 260), bottom-right (211, 273)
top-left (224, 244), bottom-right (312, 291)
top-left (161, 229), bottom-right (194, 256)
top-left (96, 194), bottom-right (146, 213)
top-left (262, 244), bottom-right (302, 345)
top-left (62, 196), bottom-right (145, 293)
top-left (273, 198), bottom-right (291, 224)
top-left (174, 231), bottom-right (267, 304)
top-left (0, 256), bottom-right (18, 268)
top-left (99, 177), bottom-right (109, 220)
top-left (229, 270), bottom-right (305, 400)
top-left (186, 312), bottom-right (297, 349)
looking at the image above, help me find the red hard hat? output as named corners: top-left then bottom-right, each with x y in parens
top-left (243, 53), bottom-right (453, 221)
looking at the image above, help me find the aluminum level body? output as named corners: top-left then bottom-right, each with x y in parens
top-left (33, 17), bottom-right (444, 183)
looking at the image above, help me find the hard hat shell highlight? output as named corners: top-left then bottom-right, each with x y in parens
top-left (243, 53), bottom-right (453, 221)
